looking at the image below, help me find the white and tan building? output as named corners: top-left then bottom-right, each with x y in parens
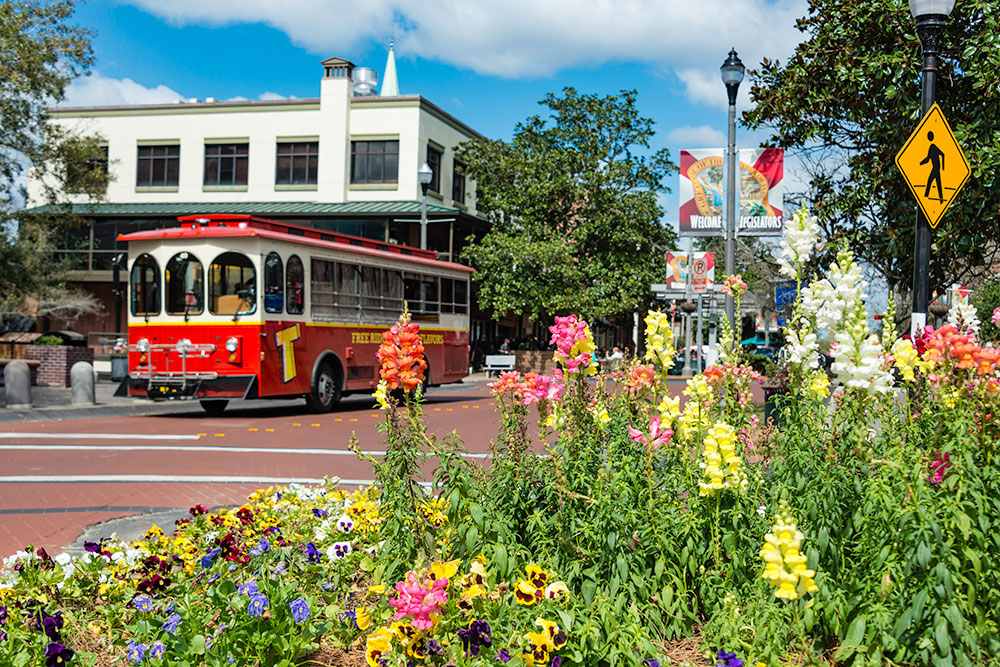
top-left (27, 47), bottom-right (487, 336)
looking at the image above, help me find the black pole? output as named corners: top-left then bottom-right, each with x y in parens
top-left (112, 253), bottom-right (124, 333)
top-left (910, 14), bottom-right (946, 332)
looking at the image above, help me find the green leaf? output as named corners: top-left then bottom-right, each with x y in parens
top-left (845, 614), bottom-right (866, 646)
top-left (935, 616), bottom-right (951, 656)
top-left (470, 503), bottom-right (484, 529)
top-left (493, 544), bottom-right (509, 578)
top-left (557, 609), bottom-right (574, 632)
top-left (917, 542), bottom-right (932, 568)
top-left (190, 635), bottom-right (206, 656)
top-left (582, 579), bottom-right (598, 607)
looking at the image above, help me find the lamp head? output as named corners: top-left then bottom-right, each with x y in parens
top-left (720, 48), bottom-right (746, 86)
top-left (418, 162), bottom-right (433, 186)
top-left (908, 0), bottom-right (955, 18)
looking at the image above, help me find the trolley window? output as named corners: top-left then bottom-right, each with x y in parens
top-left (383, 270), bottom-right (403, 312)
top-left (264, 252), bottom-right (283, 314)
top-left (209, 252), bottom-right (256, 315)
top-left (130, 253), bottom-right (160, 316)
top-left (286, 255), bottom-right (304, 314)
top-left (165, 252), bottom-right (204, 316)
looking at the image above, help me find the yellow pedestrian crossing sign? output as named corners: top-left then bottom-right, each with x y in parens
top-left (895, 103), bottom-right (970, 229)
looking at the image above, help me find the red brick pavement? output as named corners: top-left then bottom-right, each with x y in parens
top-left (0, 387), bottom-right (500, 559)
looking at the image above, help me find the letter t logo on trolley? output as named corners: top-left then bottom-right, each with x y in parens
top-left (275, 324), bottom-right (301, 383)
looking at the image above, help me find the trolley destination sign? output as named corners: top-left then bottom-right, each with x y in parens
top-left (895, 103), bottom-right (971, 229)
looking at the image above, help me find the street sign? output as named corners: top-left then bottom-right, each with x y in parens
top-left (895, 103), bottom-right (971, 229)
top-left (665, 252), bottom-right (715, 290)
top-left (774, 281), bottom-right (797, 311)
top-left (691, 252), bottom-right (714, 293)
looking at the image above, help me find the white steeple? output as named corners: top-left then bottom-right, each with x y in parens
top-left (380, 40), bottom-right (399, 97)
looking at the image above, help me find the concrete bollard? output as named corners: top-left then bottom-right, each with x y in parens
top-left (71, 361), bottom-right (96, 405)
top-left (4, 360), bottom-right (32, 409)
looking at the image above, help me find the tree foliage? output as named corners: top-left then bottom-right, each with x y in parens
top-left (744, 0), bottom-right (1000, 301)
top-left (456, 88), bottom-right (677, 322)
top-left (0, 0), bottom-right (110, 319)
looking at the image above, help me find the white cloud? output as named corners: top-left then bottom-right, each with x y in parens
top-left (667, 125), bottom-right (726, 149)
top-left (61, 72), bottom-right (183, 107)
top-left (123, 0), bottom-right (808, 107)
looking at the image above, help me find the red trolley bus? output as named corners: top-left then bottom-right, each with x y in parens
top-left (118, 214), bottom-right (472, 414)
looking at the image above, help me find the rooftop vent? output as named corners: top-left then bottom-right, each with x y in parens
top-left (351, 67), bottom-right (379, 96)
top-left (188, 98), bottom-right (199, 104)
top-left (205, 97), bottom-right (217, 103)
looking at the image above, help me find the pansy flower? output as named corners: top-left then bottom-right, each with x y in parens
top-left (365, 629), bottom-right (393, 667)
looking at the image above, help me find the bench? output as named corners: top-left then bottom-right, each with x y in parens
top-left (483, 354), bottom-right (515, 377)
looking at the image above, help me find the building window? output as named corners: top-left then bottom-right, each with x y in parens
top-left (275, 142), bottom-right (318, 185)
top-left (351, 140), bottom-right (398, 184)
top-left (426, 145), bottom-right (442, 193)
top-left (452, 160), bottom-right (466, 204)
top-left (204, 143), bottom-right (248, 186)
top-left (136, 145), bottom-right (179, 186)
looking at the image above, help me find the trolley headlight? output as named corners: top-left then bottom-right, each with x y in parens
top-left (136, 338), bottom-right (150, 353)
top-left (175, 338), bottom-right (192, 354)
top-left (225, 337), bottom-right (239, 353)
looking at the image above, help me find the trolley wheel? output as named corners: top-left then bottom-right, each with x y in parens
top-left (306, 362), bottom-right (340, 413)
top-left (200, 399), bottom-right (229, 416)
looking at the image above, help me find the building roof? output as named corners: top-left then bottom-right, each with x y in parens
top-left (23, 201), bottom-right (478, 218)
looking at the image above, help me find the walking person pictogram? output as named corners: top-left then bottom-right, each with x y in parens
top-left (920, 131), bottom-right (945, 203)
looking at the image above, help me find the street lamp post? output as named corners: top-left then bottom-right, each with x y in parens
top-left (418, 162), bottom-right (433, 250)
top-left (908, 0), bottom-right (955, 334)
top-left (720, 48), bottom-right (745, 330)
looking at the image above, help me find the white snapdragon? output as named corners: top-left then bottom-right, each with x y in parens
top-left (785, 326), bottom-right (819, 368)
top-left (947, 299), bottom-right (980, 335)
top-left (810, 251), bottom-right (867, 337)
top-left (830, 306), bottom-right (893, 394)
top-left (778, 207), bottom-right (821, 278)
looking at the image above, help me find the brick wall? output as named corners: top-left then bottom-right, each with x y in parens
top-left (25, 346), bottom-right (95, 387)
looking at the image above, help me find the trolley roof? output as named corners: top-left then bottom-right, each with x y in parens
top-left (118, 214), bottom-right (474, 273)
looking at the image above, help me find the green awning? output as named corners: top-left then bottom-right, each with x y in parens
top-left (22, 200), bottom-right (479, 218)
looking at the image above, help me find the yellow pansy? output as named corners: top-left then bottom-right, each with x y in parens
top-left (365, 629), bottom-right (393, 667)
top-left (428, 559), bottom-right (460, 580)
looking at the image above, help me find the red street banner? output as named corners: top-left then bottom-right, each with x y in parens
top-left (678, 148), bottom-right (785, 237)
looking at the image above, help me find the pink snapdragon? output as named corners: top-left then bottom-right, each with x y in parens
top-left (927, 452), bottom-right (952, 485)
top-left (626, 414), bottom-right (674, 451)
top-left (993, 307), bottom-right (1000, 327)
top-left (549, 315), bottom-right (597, 375)
top-left (521, 373), bottom-right (564, 405)
top-left (388, 571), bottom-right (449, 630)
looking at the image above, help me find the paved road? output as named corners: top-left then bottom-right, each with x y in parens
top-left (0, 382), bottom-right (499, 558)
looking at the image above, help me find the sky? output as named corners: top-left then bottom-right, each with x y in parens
top-left (62, 0), bottom-right (812, 225)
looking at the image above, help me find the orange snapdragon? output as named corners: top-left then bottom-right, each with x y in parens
top-left (377, 311), bottom-right (428, 391)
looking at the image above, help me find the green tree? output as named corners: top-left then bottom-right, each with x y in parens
top-left (1, 0), bottom-right (110, 319)
top-left (456, 87), bottom-right (677, 322)
top-left (744, 0), bottom-right (1000, 304)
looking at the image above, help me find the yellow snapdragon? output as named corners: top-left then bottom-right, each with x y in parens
top-left (644, 310), bottom-right (677, 371)
top-left (760, 503), bottom-right (819, 600)
top-left (808, 371), bottom-right (830, 399)
top-left (697, 422), bottom-right (747, 496)
top-left (657, 395), bottom-right (681, 429)
top-left (892, 339), bottom-right (920, 383)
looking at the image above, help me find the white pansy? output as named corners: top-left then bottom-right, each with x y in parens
top-left (778, 207), bottom-right (821, 278)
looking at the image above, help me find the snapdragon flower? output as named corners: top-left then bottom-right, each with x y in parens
top-left (830, 302), bottom-right (893, 394)
top-left (784, 325), bottom-right (819, 369)
top-left (697, 422), bottom-right (747, 496)
top-left (777, 206), bottom-right (820, 279)
top-left (947, 299), bottom-right (980, 336)
top-left (809, 248), bottom-right (866, 338)
top-left (760, 503), bottom-right (819, 600)
top-left (644, 310), bottom-right (676, 371)
top-left (549, 315), bottom-right (597, 376)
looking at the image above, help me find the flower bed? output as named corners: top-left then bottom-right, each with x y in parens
top-left (3, 219), bottom-right (1000, 667)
